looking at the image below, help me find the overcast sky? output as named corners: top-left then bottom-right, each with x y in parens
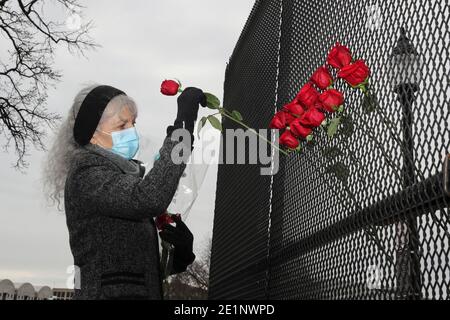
top-left (0, 0), bottom-right (255, 288)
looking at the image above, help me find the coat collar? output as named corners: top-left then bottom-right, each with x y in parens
top-left (83, 143), bottom-right (145, 178)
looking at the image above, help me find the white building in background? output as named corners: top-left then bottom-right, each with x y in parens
top-left (0, 279), bottom-right (72, 300)
top-left (0, 279), bottom-right (15, 300)
top-left (16, 283), bottom-right (36, 300)
top-left (36, 286), bottom-right (53, 300)
top-left (52, 288), bottom-right (74, 300)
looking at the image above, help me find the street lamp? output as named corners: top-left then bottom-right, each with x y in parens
top-left (391, 27), bottom-right (422, 104)
top-left (391, 26), bottom-right (423, 300)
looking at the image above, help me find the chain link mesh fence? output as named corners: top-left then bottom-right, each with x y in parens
top-left (209, 0), bottom-right (450, 300)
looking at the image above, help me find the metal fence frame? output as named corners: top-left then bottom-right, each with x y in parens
top-left (209, 0), bottom-right (450, 300)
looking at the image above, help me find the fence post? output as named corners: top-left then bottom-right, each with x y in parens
top-left (394, 82), bottom-right (422, 300)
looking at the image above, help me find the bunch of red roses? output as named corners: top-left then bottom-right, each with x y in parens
top-left (270, 42), bottom-right (371, 151)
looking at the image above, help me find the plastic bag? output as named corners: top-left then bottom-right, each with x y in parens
top-left (147, 131), bottom-right (215, 219)
top-left (146, 137), bottom-right (211, 281)
top-left (167, 162), bottom-right (210, 219)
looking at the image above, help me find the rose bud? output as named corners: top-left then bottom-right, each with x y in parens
top-left (338, 59), bottom-right (370, 87)
top-left (282, 100), bottom-right (305, 117)
top-left (295, 82), bottom-right (320, 110)
top-left (310, 66), bottom-right (333, 90)
top-left (269, 111), bottom-right (287, 129)
top-left (299, 106), bottom-right (326, 128)
top-left (280, 130), bottom-right (299, 149)
top-left (327, 42), bottom-right (352, 69)
top-left (160, 80), bottom-right (180, 96)
top-left (290, 119), bottom-right (313, 139)
top-left (319, 89), bottom-right (344, 113)
top-left (155, 212), bottom-right (176, 231)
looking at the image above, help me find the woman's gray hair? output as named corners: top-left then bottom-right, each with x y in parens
top-left (42, 84), bottom-right (138, 211)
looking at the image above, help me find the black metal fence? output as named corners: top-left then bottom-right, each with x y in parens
top-left (209, 0), bottom-right (450, 299)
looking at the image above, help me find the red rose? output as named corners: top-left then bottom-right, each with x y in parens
top-left (327, 42), bottom-right (352, 69)
top-left (160, 80), bottom-right (180, 96)
top-left (269, 111), bottom-right (287, 129)
top-left (282, 110), bottom-right (297, 124)
top-left (282, 100), bottom-right (305, 117)
top-left (299, 106), bottom-right (326, 128)
top-left (310, 66), bottom-right (333, 90)
top-left (319, 89), bottom-right (344, 113)
top-left (155, 212), bottom-right (180, 231)
top-left (269, 109), bottom-right (298, 129)
top-left (279, 130), bottom-right (299, 149)
top-left (338, 59), bottom-right (370, 87)
top-left (295, 82), bottom-right (319, 109)
top-left (290, 119), bottom-right (313, 139)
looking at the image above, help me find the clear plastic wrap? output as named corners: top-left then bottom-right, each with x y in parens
top-left (167, 161), bottom-right (210, 219)
top-left (141, 129), bottom-right (217, 281)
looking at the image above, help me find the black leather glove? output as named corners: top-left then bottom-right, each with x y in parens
top-left (159, 214), bottom-right (195, 273)
top-left (166, 87), bottom-right (207, 138)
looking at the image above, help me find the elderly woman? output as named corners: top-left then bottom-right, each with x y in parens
top-left (43, 84), bottom-right (206, 300)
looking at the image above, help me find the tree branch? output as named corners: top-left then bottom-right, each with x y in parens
top-left (0, 0), bottom-right (97, 168)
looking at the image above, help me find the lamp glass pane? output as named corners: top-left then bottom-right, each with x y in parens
top-left (391, 53), bottom-right (422, 87)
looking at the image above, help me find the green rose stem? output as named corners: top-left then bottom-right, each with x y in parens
top-left (359, 85), bottom-right (395, 128)
top-left (219, 110), bottom-right (289, 156)
top-left (318, 143), bottom-right (394, 263)
top-left (352, 81), bottom-right (406, 154)
top-left (322, 122), bottom-right (446, 258)
top-left (330, 109), bottom-right (404, 183)
top-left (175, 89), bottom-right (289, 156)
top-left (358, 85), bottom-right (447, 227)
top-left (355, 86), bottom-right (433, 207)
top-left (341, 181), bottom-right (394, 263)
top-left (356, 102), bottom-right (449, 234)
top-left (358, 84), bottom-right (413, 167)
top-left (312, 144), bottom-right (395, 262)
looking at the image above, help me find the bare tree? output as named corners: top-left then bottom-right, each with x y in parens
top-left (183, 237), bottom-right (211, 292)
top-left (164, 237), bottom-right (211, 300)
top-left (0, 0), bottom-right (97, 169)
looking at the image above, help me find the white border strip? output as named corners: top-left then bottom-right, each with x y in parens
top-left (265, 0), bottom-right (283, 296)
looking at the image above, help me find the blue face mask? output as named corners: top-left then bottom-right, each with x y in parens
top-left (97, 127), bottom-right (140, 160)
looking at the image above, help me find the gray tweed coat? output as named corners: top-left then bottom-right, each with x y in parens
top-left (64, 136), bottom-right (187, 300)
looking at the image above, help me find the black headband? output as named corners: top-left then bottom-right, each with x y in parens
top-left (73, 85), bottom-right (126, 146)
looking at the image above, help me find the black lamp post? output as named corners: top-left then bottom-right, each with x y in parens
top-left (391, 27), bottom-right (422, 300)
